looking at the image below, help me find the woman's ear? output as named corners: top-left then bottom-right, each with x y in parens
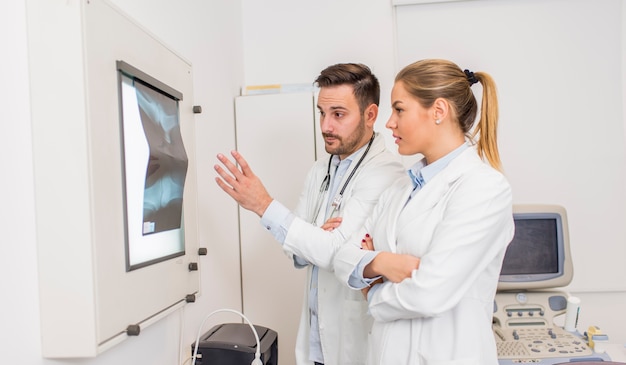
top-left (433, 98), bottom-right (449, 121)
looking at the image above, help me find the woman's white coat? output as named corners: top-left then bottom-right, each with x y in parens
top-left (334, 146), bottom-right (514, 365)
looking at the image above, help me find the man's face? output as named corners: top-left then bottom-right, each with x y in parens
top-left (317, 84), bottom-right (368, 160)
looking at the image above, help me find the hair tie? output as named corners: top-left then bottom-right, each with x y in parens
top-left (464, 69), bottom-right (479, 86)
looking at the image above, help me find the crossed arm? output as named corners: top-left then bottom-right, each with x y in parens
top-left (360, 234), bottom-right (421, 299)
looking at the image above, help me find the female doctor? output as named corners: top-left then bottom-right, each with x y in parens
top-left (333, 59), bottom-right (515, 365)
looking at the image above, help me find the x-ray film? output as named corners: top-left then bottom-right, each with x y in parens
top-left (117, 61), bottom-right (188, 271)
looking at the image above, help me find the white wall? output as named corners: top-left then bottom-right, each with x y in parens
top-left (1, 1), bottom-right (625, 365)
top-left (0, 0), bottom-right (41, 362)
top-left (1, 0), bottom-right (245, 364)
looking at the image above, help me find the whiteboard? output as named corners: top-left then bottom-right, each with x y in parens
top-left (394, 0), bottom-right (626, 292)
top-left (29, 0), bottom-right (199, 357)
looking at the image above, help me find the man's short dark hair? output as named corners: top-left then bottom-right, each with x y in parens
top-left (315, 63), bottom-right (380, 113)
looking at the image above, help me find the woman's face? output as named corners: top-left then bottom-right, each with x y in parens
top-left (386, 81), bottom-right (435, 156)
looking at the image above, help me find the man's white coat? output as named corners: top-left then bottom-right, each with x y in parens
top-left (281, 133), bottom-right (406, 365)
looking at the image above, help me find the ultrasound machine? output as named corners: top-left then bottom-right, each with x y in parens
top-left (493, 204), bottom-right (616, 365)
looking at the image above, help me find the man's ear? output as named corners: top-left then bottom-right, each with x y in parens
top-left (364, 103), bottom-right (378, 127)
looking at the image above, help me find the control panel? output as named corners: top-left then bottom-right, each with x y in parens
top-left (493, 291), bottom-right (593, 361)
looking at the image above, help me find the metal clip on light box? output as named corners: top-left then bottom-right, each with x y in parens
top-left (192, 309), bottom-right (263, 365)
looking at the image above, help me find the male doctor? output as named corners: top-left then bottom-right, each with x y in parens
top-left (214, 63), bottom-right (408, 365)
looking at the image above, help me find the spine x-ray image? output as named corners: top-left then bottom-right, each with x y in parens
top-left (134, 81), bottom-right (188, 235)
top-left (118, 64), bottom-right (187, 270)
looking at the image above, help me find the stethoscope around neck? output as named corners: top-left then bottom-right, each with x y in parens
top-left (312, 133), bottom-right (375, 224)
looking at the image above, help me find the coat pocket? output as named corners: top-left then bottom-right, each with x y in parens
top-left (337, 298), bottom-right (371, 365)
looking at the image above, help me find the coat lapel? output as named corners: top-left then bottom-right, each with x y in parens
top-left (394, 148), bottom-right (482, 237)
top-left (382, 183), bottom-right (414, 253)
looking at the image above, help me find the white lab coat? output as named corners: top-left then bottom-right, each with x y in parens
top-left (280, 133), bottom-right (407, 365)
top-left (334, 146), bottom-right (514, 365)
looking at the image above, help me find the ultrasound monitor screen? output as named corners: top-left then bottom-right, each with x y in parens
top-left (500, 218), bottom-right (559, 275)
top-left (498, 205), bottom-right (572, 290)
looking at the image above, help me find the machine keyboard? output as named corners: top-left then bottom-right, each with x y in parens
top-left (495, 327), bottom-right (593, 360)
top-left (497, 340), bottom-right (530, 357)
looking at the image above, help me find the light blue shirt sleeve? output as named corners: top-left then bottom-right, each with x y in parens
top-left (367, 280), bottom-right (383, 301)
top-left (260, 199), bottom-right (292, 242)
top-left (260, 199), bottom-right (309, 267)
top-left (348, 250), bottom-right (382, 289)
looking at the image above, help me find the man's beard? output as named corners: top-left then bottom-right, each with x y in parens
top-left (323, 117), bottom-right (367, 157)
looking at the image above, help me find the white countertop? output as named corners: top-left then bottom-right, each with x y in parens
top-left (602, 343), bottom-right (626, 362)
